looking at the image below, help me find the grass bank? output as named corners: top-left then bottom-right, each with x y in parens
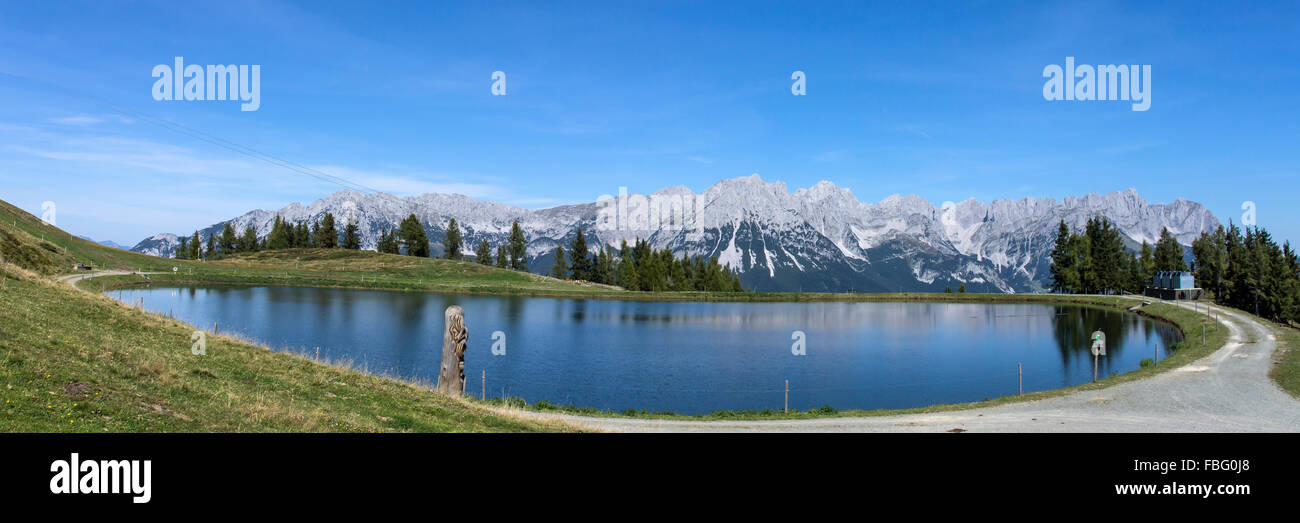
top-left (0, 260), bottom-right (576, 432)
top-left (75, 248), bottom-right (633, 298)
top-left (1271, 324), bottom-right (1300, 398)
top-left (0, 201), bottom-right (575, 432)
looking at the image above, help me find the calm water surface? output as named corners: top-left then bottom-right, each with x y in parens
top-left (111, 286), bottom-right (1181, 414)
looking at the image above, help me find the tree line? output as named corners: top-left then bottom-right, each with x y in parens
top-left (547, 229), bottom-right (745, 292)
top-left (381, 216), bottom-right (743, 292)
top-left (175, 212), bottom-right (362, 260)
top-left (1049, 216), bottom-right (1300, 324)
top-left (376, 215), bottom-right (531, 271)
top-left (1191, 223), bottom-right (1299, 323)
top-left (172, 212), bottom-right (744, 293)
top-left (1048, 217), bottom-right (1187, 295)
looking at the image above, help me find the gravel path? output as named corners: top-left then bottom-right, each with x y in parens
top-left (56, 269), bottom-right (137, 286)
top-left (508, 302), bottom-right (1300, 432)
top-left (58, 270), bottom-right (172, 286)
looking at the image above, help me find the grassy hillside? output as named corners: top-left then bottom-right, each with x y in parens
top-left (0, 202), bottom-right (574, 432)
top-left (1272, 325), bottom-right (1300, 398)
top-left (0, 199), bottom-right (165, 274)
top-left (0, 198), bottom-right (626, 298)
top-left (81, 247), bottom-right (637, 297)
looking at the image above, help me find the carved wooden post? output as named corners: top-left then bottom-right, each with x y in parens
top-left (436, 305), bottom-right (468, 395)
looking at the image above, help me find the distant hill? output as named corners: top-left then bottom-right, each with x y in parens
top-left (129, 233), bottom-right (180, 257)
top-left (77, 235), bottom-right (130, 251)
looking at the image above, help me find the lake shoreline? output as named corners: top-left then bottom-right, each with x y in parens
top-left (97, 277), bottom-right (1214, 420)
top-left (86, 271), bottom-right (1168, 305)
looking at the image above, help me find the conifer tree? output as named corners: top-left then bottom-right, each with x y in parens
top-left (474, 239), bottom-right (492, 265)
top-left (1048, 223), bottom-right (1079, 294)
top-left (444, 218), bottom-right (463, 259)
top-left (241, 225), bottom-right (258, 253)
top-left (550, 244), bottom-right (569, 279)
top-left (568, 229), bottom-right (590, 280)
top-left (316, 212), bottom-right (338, 249)
top-left (398, 214), bottom-right (429, 257)
top-left (1154, 227), bottom-right (1188, 271)
top-left (1192, 225), bottom-right (1227, 302)
top-left (341, 218), bottom-right (361, 250)
top-left (266, 216), bottom-right (291, 250)
top-left (507, 221), bottom-right (527, 271)
top-left (205, 233), bottom-right (216, 259)
top-left (1138, 241), bottom-right (1155, 284)
top-left (617, 239), bottom-right (638, 291)
top-left (376, 229), bottom-right (401, 254)
top-left (594, 247), bottom-right (613, 284)
top-left (219, 223), bottom-right (237, 255)
top-left (495, 244), bottom-right (508, 268)
top-left (294, 222), bottom-right (310, 248)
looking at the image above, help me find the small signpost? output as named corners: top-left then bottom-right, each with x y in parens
top-left (1091, 331), bottom-right (1107, 382)
top-left (1018, 362), bottom-right (1023, 396)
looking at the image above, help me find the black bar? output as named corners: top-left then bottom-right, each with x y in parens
top-left (0, 433), bottom-right (1289, 511)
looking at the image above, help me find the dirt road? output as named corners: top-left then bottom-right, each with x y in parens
top-left (56, 270), bottom-right (138, 286)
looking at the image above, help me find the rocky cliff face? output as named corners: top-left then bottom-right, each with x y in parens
top-left (129, 233), bottom-right (180, 257)
top-left (134, 175), bottom-right (1219, 293)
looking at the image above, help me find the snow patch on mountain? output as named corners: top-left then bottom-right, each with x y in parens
top-left (132, 175), bottom-right (1219, 293)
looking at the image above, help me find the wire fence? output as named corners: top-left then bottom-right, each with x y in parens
top-left (463, 366), bottom-right (1042, 414)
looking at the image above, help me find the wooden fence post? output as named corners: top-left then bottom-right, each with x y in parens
top-left (784, 379), bottom-right (789, 414)
top-left (436, 305), bottom-right (468, 396)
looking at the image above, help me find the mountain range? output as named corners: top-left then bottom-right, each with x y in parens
top-left (131, 174), bottom-right (1219, 292)
top-left (77, 235), bottom-right (131, 251)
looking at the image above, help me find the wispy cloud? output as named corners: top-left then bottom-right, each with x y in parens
top-left (8, 137), bottom-right (247, 175)
top-left (812, 150), bottom-right (850, 163)
top-left (49, 115), bottom-right (103, 125)
top-left (505, 196), bottom-right (584, 207)
top-left (3, 129), bottom-right (523, 200)
top-left (0, 126), bottom-right (565, 241)
top-left (308, 165), bottom-right (511, 200)
top-left (891, 124), bottom-right (933, 140)
top-left (48, 114), bottom-right (133, 126)
top-left (1099, 142), bottom-right (1162, 156)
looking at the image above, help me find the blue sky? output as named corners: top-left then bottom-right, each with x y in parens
top-left (0, 1), bottom-right (1296, 246)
